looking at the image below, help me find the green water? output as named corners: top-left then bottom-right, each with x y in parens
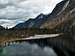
top-left (0, 48), bottom-right (5, 56)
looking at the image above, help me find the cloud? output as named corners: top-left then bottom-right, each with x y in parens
top-left (4, 42), bottom-right (57, 56)
top-left (0, 19), bottom-right (24, 28)
top-left (0, 0), bottom-right (62, 28)
top-left (0, 20), bottom-right (16, 28)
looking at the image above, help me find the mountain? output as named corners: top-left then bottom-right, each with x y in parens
top-left (14, 19), bottom-right (34, 29)
top-left (31, 14), bottom-right (48, 28)
top-left (14, 13), bottom-right (48, 29)
top-left (0, 25), bottom-right (5, 30)
top-left (40, 0), bottom-right (75, 31)
top-left (13, 0), bottom-right (75, 32)
top-left (48, 0), bottom-right (68, 17)
top-left (14, 0), bottom-right (67, 29)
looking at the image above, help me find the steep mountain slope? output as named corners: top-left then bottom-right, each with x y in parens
top-left (40, 0), bottom-right (75, 32)
top-left (48, 0), bottom-right (69, 17)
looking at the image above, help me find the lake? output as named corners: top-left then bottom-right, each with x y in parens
top-left (0, 42), bottom-right (57, 56)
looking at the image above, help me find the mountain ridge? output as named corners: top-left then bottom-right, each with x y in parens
top-left (13, 0), bottom-right (67, 29)
top-left (14, 13), bottom-right (48, 29)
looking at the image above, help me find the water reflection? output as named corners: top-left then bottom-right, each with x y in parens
top-left (0, 42), bottom-right (57, 56)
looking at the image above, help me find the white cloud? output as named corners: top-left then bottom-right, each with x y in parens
top-left (0, 0), bottom-right (63, 28)
top-left (0, 19), bottom-right (16, 28)
top-left (0, 19), bottom-right (24, 28)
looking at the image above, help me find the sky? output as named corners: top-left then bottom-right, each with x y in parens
top-left (0, 0), bottom-right (62, 28)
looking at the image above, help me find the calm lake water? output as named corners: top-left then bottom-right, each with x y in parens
top-left (0, 42), bottom-right (57, 56)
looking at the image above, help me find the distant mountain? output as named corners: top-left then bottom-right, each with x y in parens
top-left (13, 0), bottom-right (67, 29)
top-left (14, 19), bottom-right (34, 29)
top-left (14, 13), bottom-right (48, 29)
top-left (0, 25), bottom-right (5, 30)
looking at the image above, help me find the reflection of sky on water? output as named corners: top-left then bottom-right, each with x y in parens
top-left (2, 42), bottom-right (57, 56)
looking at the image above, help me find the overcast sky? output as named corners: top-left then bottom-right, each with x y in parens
top-left (0, 0), bottom-right (62, 28)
